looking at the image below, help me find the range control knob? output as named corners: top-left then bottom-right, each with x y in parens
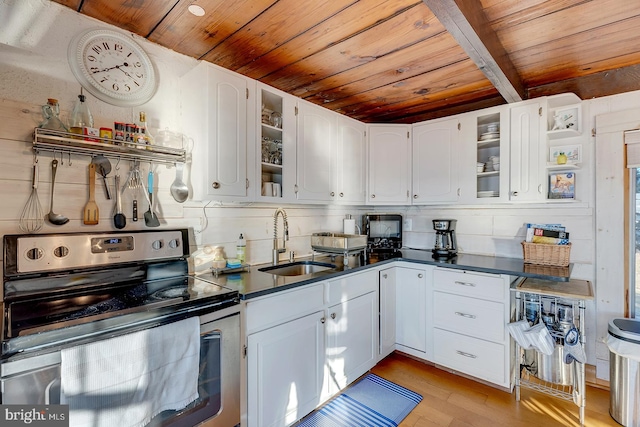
top-left (151, 240), bottom-right (164, 250)
top-left (168, 239), bottom-right (180, 249)
top-left (53, 246), bottom-right (69, 258)
top-left (26, 247), bottom-right (43, 260)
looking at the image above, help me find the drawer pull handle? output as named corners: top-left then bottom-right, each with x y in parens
top-left (456, 350), bottom-right (477, 359)
top-left (454, 281), bottom-right (476, 287)
top-left (455, 311), bottom-right (476, 319)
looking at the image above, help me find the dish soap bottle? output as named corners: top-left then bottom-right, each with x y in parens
top-left (236, 234), bottom-right (246, 263)
top-left (69, 90), bottom-right (94, 138)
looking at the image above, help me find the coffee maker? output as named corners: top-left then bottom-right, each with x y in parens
top-left (432, 219), bottom-right (458, 258)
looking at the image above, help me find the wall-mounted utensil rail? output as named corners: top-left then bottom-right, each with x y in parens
top-left (33, 128), bottom-right (186, 165)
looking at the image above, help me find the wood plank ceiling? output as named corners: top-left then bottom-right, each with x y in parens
top-left (52, 0), bottom-right (640, 124)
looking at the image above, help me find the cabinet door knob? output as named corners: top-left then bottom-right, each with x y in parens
top-left (511, 191), bottom-right (518, 197)
top-left (418, 273), bottom-right (423, 278)
top-left (330, 312), bottom-right (336, 320)
top-left (382, 273), bottom-right (388, 279)
top-left (339, 192), bottom-right (344, 197)
top-left (320, 317), bottom-right (326, 324)
top-left (371, 194), bottom-right (375, 198)
top-left (212, 181), bottom-right (220, 189)
top-left (330, 191), bottom-right (335, 197)
top-left (413, 194), bottom-right (418, 199)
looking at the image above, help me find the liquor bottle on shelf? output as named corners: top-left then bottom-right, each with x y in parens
top-left (69, 89), bottom-right (94, 138)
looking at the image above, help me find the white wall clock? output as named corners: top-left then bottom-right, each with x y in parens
top-left (68, 29), bottom-right (158, 107)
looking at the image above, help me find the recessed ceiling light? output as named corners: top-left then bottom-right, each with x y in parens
top-left (188, 4), bottom-right (205, 17)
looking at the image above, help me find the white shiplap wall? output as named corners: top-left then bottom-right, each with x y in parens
top-left (2, 0), bottom-right (640, 380)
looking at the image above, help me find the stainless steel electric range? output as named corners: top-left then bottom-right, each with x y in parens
top-left (1, 229), bottom-right (240, 427)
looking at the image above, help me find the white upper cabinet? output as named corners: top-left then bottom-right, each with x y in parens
top-left (367, 124), bottom-right (411, 205)
top-left (296, 100), bottom-right (337, 202)
top-left (181, 62), bottom-right (255, 201)
top-left (411, 118), bottom-right (460, 204)
top-left (509, 100), bottom-right (546, 202)
top-left (336, 116), bottom-right (366, 204)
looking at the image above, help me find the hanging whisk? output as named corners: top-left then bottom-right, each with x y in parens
top-left (19, 161), bottom-right (44, 233)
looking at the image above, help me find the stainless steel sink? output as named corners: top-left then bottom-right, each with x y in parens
top-left (258, 261), bottom-right (336, 276)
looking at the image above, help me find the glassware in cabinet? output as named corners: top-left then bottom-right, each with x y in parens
top-left (260, 89), bottom-right (283, 198)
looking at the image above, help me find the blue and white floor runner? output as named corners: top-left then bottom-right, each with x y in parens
top-left (296, 374), bottom-right (423, 427)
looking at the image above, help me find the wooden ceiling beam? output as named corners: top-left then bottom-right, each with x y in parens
top-left (527, 63), bottom-right (640, 101)
top-left (422, 0), bottom-right (525, 103)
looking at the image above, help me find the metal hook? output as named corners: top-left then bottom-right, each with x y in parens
top-left (59, 150), bottom-right (63, 166)
top-left (115, 157), bottom-right (121, 171)
top-left (68, 151), bottom-right (72, 166)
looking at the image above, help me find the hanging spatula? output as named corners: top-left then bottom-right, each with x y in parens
top-left (144, 170), bottom-right (160, 227)
top-left (83, 163), bottom-right (99, 225)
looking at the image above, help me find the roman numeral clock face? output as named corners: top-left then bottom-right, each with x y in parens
top-left (68, 29), bottom-right (157, 107)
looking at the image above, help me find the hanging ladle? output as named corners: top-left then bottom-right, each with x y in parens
top-left (46, 159), bottom-right (69, 225)
top-left (92, 155), bottom-right (112, 199)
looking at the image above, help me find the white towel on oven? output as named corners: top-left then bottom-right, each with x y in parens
top-left (61, 316), bottom-right (200, 427)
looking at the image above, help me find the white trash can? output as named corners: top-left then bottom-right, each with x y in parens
top-left (607, 318), bottom-right (640, 426)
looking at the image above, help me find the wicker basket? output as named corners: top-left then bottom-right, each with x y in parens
top-left (521, 241), bottom-right (571, 267)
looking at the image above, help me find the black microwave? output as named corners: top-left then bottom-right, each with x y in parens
top-left (363, 213), bottom-right (403, 250)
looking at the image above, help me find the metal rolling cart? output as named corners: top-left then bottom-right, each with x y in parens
top-left (512, 277), bottom-right (594, 426)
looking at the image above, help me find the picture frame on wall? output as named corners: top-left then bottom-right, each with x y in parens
top-left (548, 172), bottom-right (576, 199)
top-left (549, 144), bottom-right (582, 164)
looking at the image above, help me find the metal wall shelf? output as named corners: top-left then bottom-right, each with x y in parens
top-left (33, 128), bottom-right (186, 165)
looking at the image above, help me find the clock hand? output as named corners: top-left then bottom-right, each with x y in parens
top-left (116, 65), bottom-right (140, 85)
top-left (92, 63), bottom-right (128, 74)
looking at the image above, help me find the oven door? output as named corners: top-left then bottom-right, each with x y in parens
top-left (153, 306), bottom-right (240, 427)
top-left (1, 306), bottom-right (240, 427)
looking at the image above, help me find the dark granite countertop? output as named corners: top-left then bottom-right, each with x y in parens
top-left (194, 249), bottom-right (572, 300)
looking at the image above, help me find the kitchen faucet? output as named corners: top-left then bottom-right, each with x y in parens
top-left (272, 208), bottom-right (289, 265)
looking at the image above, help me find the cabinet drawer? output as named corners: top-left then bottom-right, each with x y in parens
top-left (433, 291), bottom-right (505, 342)
top-left (326, 269), bottom-right (377, 306)
top-left (433, 268), bottom-right (506, 301)
top-left (246, 284), bottom-right (324, 333)
top-left (433, 328), bottom-right (506, 386)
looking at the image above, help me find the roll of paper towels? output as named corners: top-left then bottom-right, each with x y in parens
top-left (343, 218), bottom-right (356, 235)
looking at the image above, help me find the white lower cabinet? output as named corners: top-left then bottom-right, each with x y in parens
top-left (245, 270), bottom-right (378, 427)
top-left (379, 264), bottom-right (433, 361)
top-left (247, 310), bottom-right (325, 427)
top-left (379, 267), bottom-right (397, 358)
top-left (396, 266), bottom-right (429, 358)
top-left (432, 268), bottom-right (512, 388)
top-left (325, 291), bottom-right (377, 398)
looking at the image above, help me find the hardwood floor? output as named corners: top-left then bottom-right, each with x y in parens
top-left (370, 352), bottom-right (620, 427)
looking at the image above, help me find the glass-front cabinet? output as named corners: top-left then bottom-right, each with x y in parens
top-left (258, 85), bottom-right (296, 202)
top-left (469, 106), bottom-right (509, 202)
top-left (259, 89), bottom-right (283, 200)
top-left (476, 111), bottom-right (502, 199)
